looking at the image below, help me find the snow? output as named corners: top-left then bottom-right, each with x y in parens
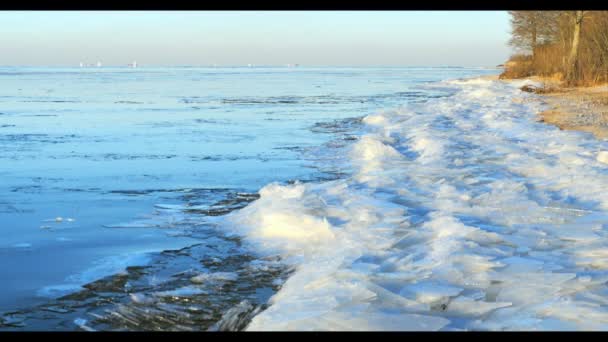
top-left (220, 77), bottom-right (608, 330)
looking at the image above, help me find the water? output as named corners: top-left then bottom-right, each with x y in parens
top-left (0, 66), bottom-right (499, 330)
top-left (225, 77), bottom-right (608, 331)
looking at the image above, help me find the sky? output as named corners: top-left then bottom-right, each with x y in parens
top-left (0, 11), bottom-right (512, 67)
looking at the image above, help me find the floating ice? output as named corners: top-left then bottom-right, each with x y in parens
top-left (12, 243), bottom-right (32, 248)
top-left (42, 216), bottom-right (75, 223)
top-left (398, 281), bottom-right (464, 304)
top-left (38, 252), bottom-right (153, 299)
top-left (154, 203), bottom-right (209, 211)
top-left (73, 318), bottom-right (96, 331)
top-left (37, 284), bottom-right (83, 298)
top-left (155, 286), bottom-right (207, 297)
top-left (219, 76), bottom-right (608, 330)
top-left (103, 222), bottom-right (159, 229)
top-left (130, 292), bottom-right (156, 304)
top-left (190, 272), bottom-right (239, 284)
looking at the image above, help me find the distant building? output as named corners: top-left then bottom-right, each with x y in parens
top-left (96, 61), bottom-right (102, 67)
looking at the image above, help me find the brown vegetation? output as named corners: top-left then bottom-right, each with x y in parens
top-left (501, 11), bottom-right (608, 86)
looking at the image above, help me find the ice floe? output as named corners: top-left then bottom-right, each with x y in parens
top-left (219, 77), bottom-right (608, 330)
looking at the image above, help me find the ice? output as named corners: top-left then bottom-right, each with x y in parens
top-left (37, 252), bottom-right (153, 299)
top-left (218, 76), bottom-right (608, 330)
top-left (249, 311), bottom-right (450, 331)
top-left (130, 292), bottom-right (156, 304)
top-left (597, 151), bottom-right (608, 164)
top-left (103, 222), bottom-right (159, 228)
top-left (154, 204), bottom-right (210, 211)
top-left (155, 286), bottom-right (207, 297)
top-left (6, 67), bottom-right (608, 330)
top-left (37, 284), bottom-right (83, 298)
top-left (5, 67), bottom-right (496, 316)
top-left (73, 318), bottom-right (96, 331)
top-left (496, 256), bottom-right (545, 274)
top-left (445, 296), bottom-right (512, 317)
top-left (399, 281), bottom-right (464, 304)
top-left (190, 272), bottom-right (239, 284)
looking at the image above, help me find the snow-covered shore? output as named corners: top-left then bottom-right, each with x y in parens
top-left (220, 76), bottom-right (608, 330)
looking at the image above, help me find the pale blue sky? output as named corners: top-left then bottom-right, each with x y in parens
top-left (0, 11), bottom-right (512, 67)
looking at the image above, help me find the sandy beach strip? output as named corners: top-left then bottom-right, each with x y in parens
top-left (496, 73), bottom-right (608, 140)
top-left (536, 84), bottom-right (608, 139)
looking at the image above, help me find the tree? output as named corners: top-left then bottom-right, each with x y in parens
top-left (566, 10), bottom-right (585, 83)
top-left (509, 11), bottom-right (560, 57)
top-left (504, 10), bottom-right (608, 84)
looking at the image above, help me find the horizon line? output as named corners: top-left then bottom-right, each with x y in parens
top-left (0, 64), bottom-right (502, 68)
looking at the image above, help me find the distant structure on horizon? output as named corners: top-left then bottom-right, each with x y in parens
top-left (78, 61), bottom-right (107, 68)
top-left (79, 61), bottom-right (139, 68)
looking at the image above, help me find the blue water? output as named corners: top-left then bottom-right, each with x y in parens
top-left (0, 66), bottom-right (499, 324)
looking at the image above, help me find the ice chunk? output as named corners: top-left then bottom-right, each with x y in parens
top-left (497, 256), bottom-right (545, 274)
top-left (363, 113), bottom-right (390, 126)
top-left (155, 286), bottom-right (206, 297)
top-left (445, 296), bottom-right (512, 317)
top-left (103, 222), bottom-right (158, 228)
top-left (399, 281), bottom-right (463, 304)
top-left (130, 292), bottom-right (156, 304)
top-left (191, 272), bottom-right (238, 284)
top-left (220, 77), bottom-right (608, 330)
top-left (154, 203), bottom-right (210, 211)
top-left (350, 135), bottom-right (401, 162)
top-left (597, 151), bottom-right (608, 164)
top-left (74, 318), bottom-right (95, 331)
top-left (248, 310), bottom-right (450, 331)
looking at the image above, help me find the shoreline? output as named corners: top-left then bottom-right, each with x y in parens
top-left (495, 74), bottom-right (608, 140)
top-left (537, 84), bottom-right (608, 139)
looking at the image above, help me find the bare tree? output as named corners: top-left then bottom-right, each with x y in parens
top-left (566, 11), bottom-right (585, 82)
top-left (509, 11), bottom-right (560, 57)
top-left (504, 10), bottom-right (608, 84)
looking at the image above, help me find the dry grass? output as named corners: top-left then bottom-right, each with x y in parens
top-left (499, 56), bottom-right (534, 79)
top-left (503, 12), bottom-right (608, 86)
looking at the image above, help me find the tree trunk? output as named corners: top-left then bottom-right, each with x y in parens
top-left (531, 17), bottom-right (537, 58)
top-left (567, 11), bottom-right (584, 82)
